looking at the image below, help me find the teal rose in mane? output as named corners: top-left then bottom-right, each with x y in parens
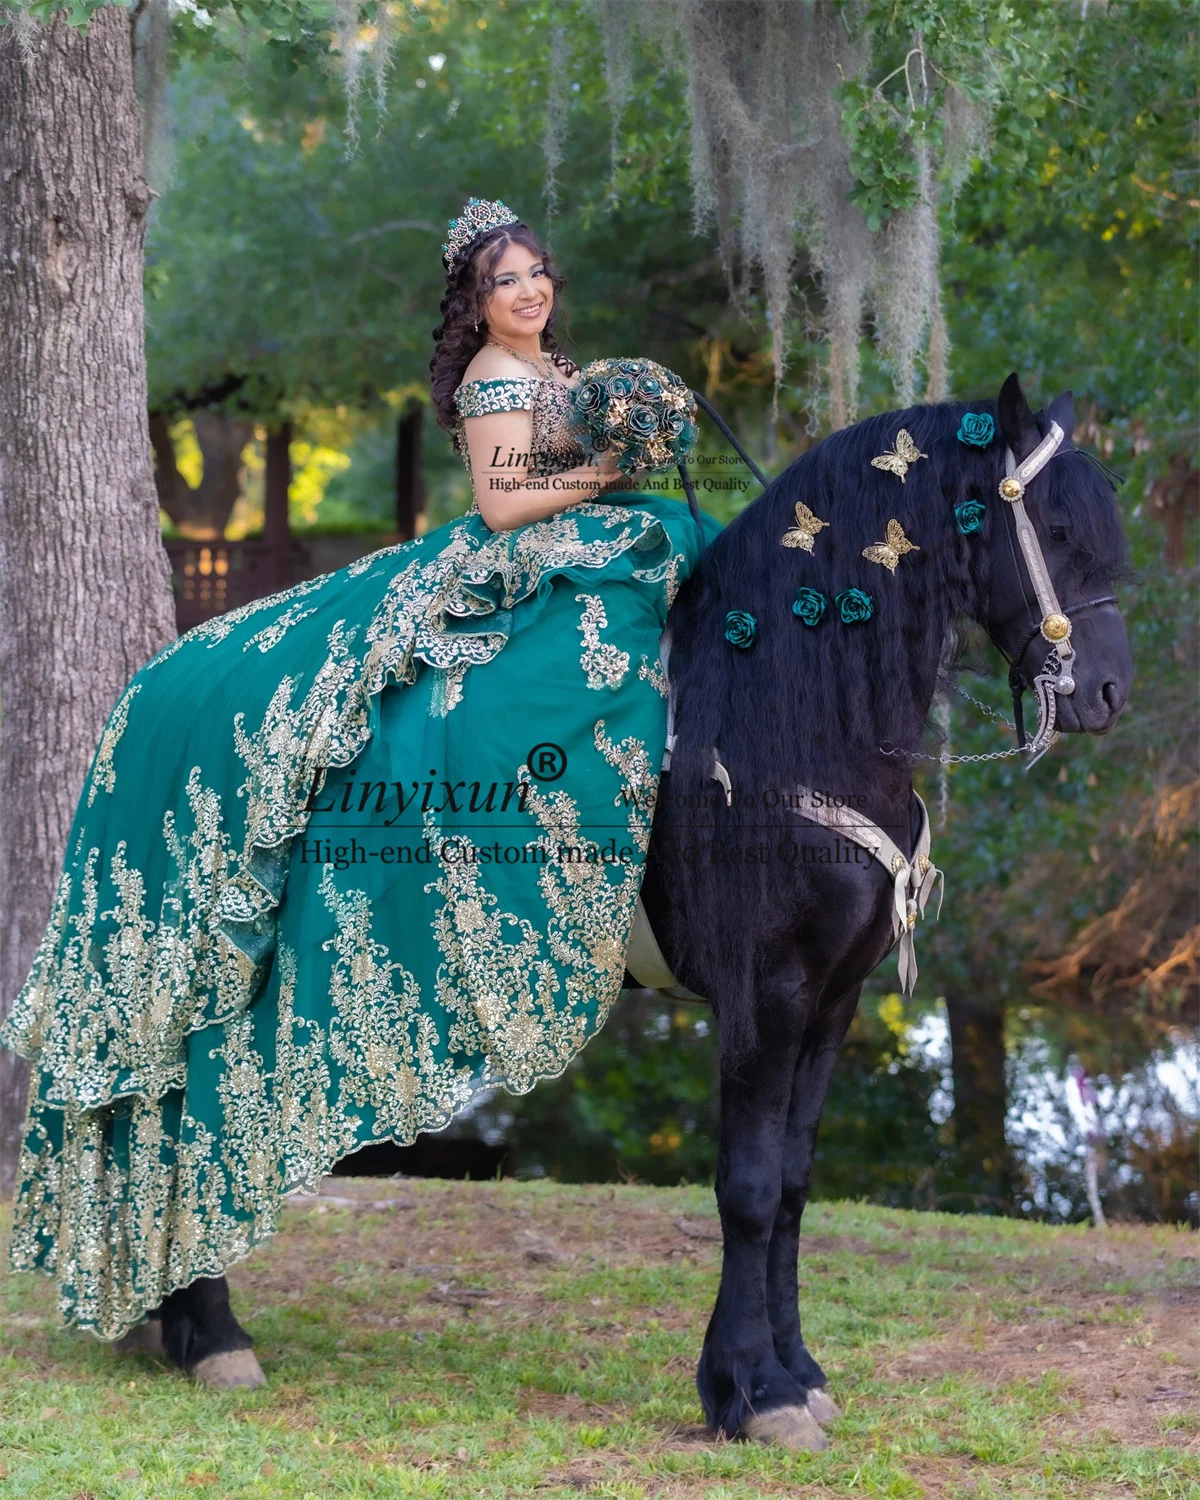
top-left (724, 610), bottom-right (758, 649)
top-left (956, 412), bottom-right (995, 448)
top-left (792, 588), bottom-right (827, 627)
top-left (835, 588), bottom-right (874, 624)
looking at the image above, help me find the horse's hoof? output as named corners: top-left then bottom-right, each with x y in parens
top-left (743, 1402), bottom-right (828, 1450)
top-left (805, 1387), bottom-right (840, 1425)
top-left (115, 1319), bottom-right (165, 1358)
top-left (189, 1350), bottom-right (267, 1389)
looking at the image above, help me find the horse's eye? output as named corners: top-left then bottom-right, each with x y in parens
top-left (1049, 526), bottom-right (1068, 544)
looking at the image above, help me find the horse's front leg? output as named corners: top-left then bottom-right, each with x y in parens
top-left (765, 984), bottom-right (861, 1427)
top-left (160, 1275), bottom-right (265, 1388)
top-left (696, 992), bottom-right (827, 1450)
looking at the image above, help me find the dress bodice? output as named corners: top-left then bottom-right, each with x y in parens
top-left (453, 376), bottom-right (586, 492)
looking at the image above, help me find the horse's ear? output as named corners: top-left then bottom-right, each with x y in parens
top-left (1046, 389), bottom-right (1076, 446)
top-left (997, 372), bottom-right (1041, 461)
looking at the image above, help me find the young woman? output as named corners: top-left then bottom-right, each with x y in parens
top-left (1, 198), bottom-right (722, 1382)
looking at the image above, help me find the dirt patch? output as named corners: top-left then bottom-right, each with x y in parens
top-left (517, 1388), bottom-right (626, 1424)
top-left (885, 1279), bottom-right (1200, 1449)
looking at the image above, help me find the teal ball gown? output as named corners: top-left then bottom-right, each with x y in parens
top-left (0, 371), bottom-right (724, 1340)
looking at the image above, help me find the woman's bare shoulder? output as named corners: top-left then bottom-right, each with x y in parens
top-left (460, 346), bottom-right (538, 386)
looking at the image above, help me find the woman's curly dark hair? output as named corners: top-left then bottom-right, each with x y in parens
top-left (429, 223), bottom-right (579, 436)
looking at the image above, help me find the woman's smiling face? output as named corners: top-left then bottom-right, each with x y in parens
top-left (481, 241), bottom-right (552, 342)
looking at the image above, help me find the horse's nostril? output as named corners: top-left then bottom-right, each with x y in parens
top-left (1101, 681), bottom-right (1123, 713)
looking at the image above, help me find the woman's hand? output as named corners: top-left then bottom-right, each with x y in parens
top-left (594, 450), bottom-right (623, 481)
top-left (596, 460), bottom-right (657, 498)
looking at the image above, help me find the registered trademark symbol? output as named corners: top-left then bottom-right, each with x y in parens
top-left (526, 742), bottom-right (567, 781)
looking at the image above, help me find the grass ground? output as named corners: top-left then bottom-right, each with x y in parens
top-left (1, 1180), bottom-right (1197, 1499)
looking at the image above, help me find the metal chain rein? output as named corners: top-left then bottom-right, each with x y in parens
top-left (880, 685), bottom-right (1035, 766)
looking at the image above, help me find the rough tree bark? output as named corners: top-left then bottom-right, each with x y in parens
top-left (945, 991), bottom-right (1014, 1212)
top-left (0, 8), bottom-right (178, 1197)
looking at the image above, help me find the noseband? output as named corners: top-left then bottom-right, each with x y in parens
top-left (995, 423), bottom-right (1118, 763)
top-left (1005, 596), bottom-right (1117, 749)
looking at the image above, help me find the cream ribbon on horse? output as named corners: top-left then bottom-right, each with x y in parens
top-left (786, 787), bottom-right (944, 996)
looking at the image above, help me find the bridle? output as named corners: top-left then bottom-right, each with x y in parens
top-left (991, 421), bottom-right (1118, 765)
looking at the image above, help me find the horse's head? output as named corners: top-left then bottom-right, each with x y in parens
top-left (980, 372), bottom-right (1133, 736)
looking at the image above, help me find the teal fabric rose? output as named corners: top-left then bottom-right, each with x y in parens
top-left (792, 587), bottom-right (827, 627)
top-left (574, 379), bottom-right (606, 416)
top-left (956, 412), bottom-right (995, 448)
top-left (724, 610), bottom-right (758, 648)
top-left (626, 404), bottom-right (659, 438)
top-left (955, 498), bottom-right (987, 535)
top-left (662, 407), bottom-right (687, 437)
top-left (835, 588), bottom-right (874, 624)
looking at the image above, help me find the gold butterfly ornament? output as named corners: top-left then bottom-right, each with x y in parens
top-left (870, 429), bottom-right (928, 483)
top-left (862, 519), bottom-right (921, 574)
top-left (780, 501), bottom-right (829, 552)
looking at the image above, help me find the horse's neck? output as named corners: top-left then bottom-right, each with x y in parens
top-left (810, 650), bottom-right (939, 831)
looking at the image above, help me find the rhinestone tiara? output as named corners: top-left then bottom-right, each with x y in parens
top-left (441, 197), bottom-right (521, 270)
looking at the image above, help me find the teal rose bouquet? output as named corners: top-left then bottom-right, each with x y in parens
top-left (569, 357), bottom-right (698, 475)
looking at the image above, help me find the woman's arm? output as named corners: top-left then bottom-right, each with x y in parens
top-left (464, 407), bottom-right (627, 531)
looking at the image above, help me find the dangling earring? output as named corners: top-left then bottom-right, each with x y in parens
top-left (474, 321), bottom-right (479, 332)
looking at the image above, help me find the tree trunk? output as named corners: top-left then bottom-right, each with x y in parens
top-left (395, 400), bottom-right (426, 541)
top-left (264, 422), bottom-right (293, 592)
top-left (945, 992), bottom-right (1014, 1211)
top-left (150, 410), bottom-right (253, 538)
top-left (0, 8), bottom-right (177, 1197)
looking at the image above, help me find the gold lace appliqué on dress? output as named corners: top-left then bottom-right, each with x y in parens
top-left (3, 503), bottom-right (680, 1119)
top-left (638, 655), bottom-right (669, 698)
top-left (86, 682), bottom-right (141, 807)
top-left (575, 593), bottom-right (630, 690)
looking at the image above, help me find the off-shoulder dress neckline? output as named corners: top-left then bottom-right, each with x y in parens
top-left (456, 369), bottom-right (580, 396)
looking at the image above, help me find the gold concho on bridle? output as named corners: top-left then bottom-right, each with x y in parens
top-left (999, 476), bottom-right (1025, 501)
top-left (1040, 613), bottom-right (1071, 643)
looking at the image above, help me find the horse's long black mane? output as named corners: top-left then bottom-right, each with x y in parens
top-left (669, 401), bottom-right (1000, 788)
top-left (660, 396), bottom-right (1127, 1058)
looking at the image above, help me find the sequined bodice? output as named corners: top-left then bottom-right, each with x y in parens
top-left (453, 376), bottom-right (586, 488)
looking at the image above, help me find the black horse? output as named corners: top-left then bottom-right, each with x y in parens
top-left (144, 374), bottom-right (1134, 1448)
